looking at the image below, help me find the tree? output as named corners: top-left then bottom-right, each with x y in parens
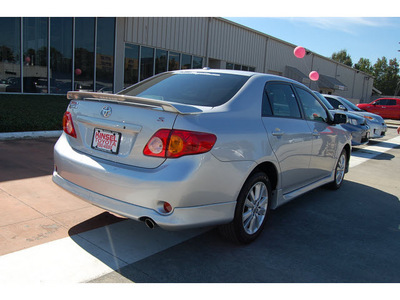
top-left (354, 58), bottom-right (373, 75)
top-left (373, 56), bottom-right (400, 95)
top-left (331, 49), bottom-right (353, 67)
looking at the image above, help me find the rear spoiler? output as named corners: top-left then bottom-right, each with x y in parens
top-left (67, 91), bottom-right (204, 114)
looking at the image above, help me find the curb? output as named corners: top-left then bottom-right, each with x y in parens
top-left (0, 130), bottom-right (63, 140)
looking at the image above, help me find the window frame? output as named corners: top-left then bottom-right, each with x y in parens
top-left (262, 81), bottom-right (303, 119)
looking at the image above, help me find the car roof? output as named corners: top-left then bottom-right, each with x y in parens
top-left (172, 68), bottom-right (310, 87)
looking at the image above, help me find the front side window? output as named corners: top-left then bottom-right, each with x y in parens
top-left (264, 83), bottom-right (301, 118)
top-left (295, 87), bottom-right (328, 122)
top-left (325, 97), bottom-right (342, 110)
top-left (120, 72), bottom-right (249, 107)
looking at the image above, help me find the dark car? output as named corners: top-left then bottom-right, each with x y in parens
top-left (314, 92), bottom-right (370, 146)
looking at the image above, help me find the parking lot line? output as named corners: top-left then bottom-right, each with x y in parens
top-left (350, 136), bottom-right (400, 168)
top-left (0, 219), bottom-right (208, 283)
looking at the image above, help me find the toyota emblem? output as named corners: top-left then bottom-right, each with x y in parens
top-left (101, 106), bottom-right (112, 118)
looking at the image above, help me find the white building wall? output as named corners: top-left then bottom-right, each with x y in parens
top-left (124, 17), bottom-right (208, 57)
top-left (207, 18), bottom-right (266, 70)
top-left (265, 38), bottom-right (313, 76)
top-left (118, 17), bottom-right (374, 101)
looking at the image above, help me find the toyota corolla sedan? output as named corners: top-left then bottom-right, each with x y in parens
top-left (53, 69), bottom-right (351, 244)
top-left (313, 92), bottom-right (370, 146)
top-left (323, 94), bottom-right (387, 139)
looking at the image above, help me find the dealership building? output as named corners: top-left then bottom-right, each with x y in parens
top-left (0, 17), bottom-right (374, 102)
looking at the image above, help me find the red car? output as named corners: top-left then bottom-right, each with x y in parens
top-left (357, 98), bottom-right (400, 119)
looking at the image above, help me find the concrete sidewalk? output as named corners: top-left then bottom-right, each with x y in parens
top-left (0, 137), bottom-right (125, 256)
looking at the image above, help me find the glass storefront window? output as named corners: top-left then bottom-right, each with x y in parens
top-left (226, 63), bottom-right (233, 70)
top-left (23, 17), bottom-right (48, 93)
top-left (124, 43), bottom-right (139, 88)
top-left (181, 54), bottom-right (191, 69)
top-left (192, 56), bottom-right (203, 69)
top-left (140, 46), bottom-right (154, 81)
top-left (155, 49), bottom-right (167, 75)
top-left (50, 17), bottom-right (72, 94)
top-left (0, 17), bottom-right (21, 93)
top-left (74, 17), bottom-right (95, 92)
top-left (96, 18), bottom-right (115, 93)
top-left (168, 52), bottom-right (180, 71)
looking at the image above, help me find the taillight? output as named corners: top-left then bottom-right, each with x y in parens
top-left (144, 129), bottom-right (217, 158)
top-left (63, 111), bottom-right (77, 138)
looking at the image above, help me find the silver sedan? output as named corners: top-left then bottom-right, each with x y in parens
top-left (323, 94), bottom-right (387, 139)
top-left (53, 70), bottom-right (351, 243)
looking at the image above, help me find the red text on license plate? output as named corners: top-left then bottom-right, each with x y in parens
top-left (92, 129), bottom-right (120, 154)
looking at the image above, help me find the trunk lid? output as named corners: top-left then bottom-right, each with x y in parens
top-left (65, 92), bottom-right (204, 169)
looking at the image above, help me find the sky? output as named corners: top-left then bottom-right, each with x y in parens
top-left (225, 17), bottom-right (400, 66)
top-left (5, 0), bottom-right (400, 68)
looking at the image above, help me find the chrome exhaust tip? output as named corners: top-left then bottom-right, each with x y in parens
top-left (143, 218), bottom-right (156, 229)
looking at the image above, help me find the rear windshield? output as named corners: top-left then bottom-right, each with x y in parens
top-left (119, 72), bottom-right (250, 107)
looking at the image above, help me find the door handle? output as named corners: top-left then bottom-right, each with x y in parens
top-left (272, 130), bottom-right (284, 137)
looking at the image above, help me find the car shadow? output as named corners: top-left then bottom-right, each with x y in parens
top-left (0, 138), bottom-right (58, 182)
top-left (68, 180), bottom-right (400, 283)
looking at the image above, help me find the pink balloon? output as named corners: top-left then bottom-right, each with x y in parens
top-left (75, 68), bottom-right (82, 76)
top-left (294, 46), bottom-right (306, 59)
top-left (309, 71), bottom-right (319, 81)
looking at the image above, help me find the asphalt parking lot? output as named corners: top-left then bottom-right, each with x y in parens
top-left (1, 122), bottom-right (400, 285)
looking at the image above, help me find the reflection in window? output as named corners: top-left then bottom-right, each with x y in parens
top-left (181, 54), bottom-right (191, 69)
top-left (124, 43), bottom-right (139, 88)
top-left (96, 18), bottom-right (115, 93)
top-left (75, 17), bottom-right (95, 91)
top-left (192, 56), bottom-right (203, 69)
top-left (155, 49), bottom-right (167, 74)
top-left (226, 63), bottom-right (233, 70)
top-left (295, 87), bottom-right (328, 122)
top-left (168, 52), bottom-right (180, 71)
top-left (23, 17), bottom-right (48, 93)
top-left (50, 17), bottom-right (72, 94)
top-left (265, 83), bottom-right (301, 118)
top-left (0, 17), bottom-right (21, 93)
top-left (140, 46), bottom-right (154, 81)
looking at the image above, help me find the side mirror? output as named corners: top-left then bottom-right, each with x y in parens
top-left (338, 105), bottom-right (347, 111)
top-left (333, 113), bottom-right (347, 125)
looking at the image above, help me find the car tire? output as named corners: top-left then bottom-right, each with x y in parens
top-left (327, 149), bottom-right (347, 190)
top-left (219, 172), bottom-right (271, 244)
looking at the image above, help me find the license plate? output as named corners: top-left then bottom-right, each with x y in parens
top-left (92, 128), bottom-right (121, 154)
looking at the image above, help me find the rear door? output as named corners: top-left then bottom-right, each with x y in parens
top-left (262, 82), bottom-right (314, 194)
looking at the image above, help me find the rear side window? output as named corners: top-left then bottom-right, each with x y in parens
top-left (263, 83), bottom-right (301, 118)
top-left (119, 72), bottom-right (250, 107)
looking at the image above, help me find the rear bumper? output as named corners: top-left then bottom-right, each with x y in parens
top-left (53, 133), bottom-right (252, 230)
top-left (52, 171), bottom-right (236, 230)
